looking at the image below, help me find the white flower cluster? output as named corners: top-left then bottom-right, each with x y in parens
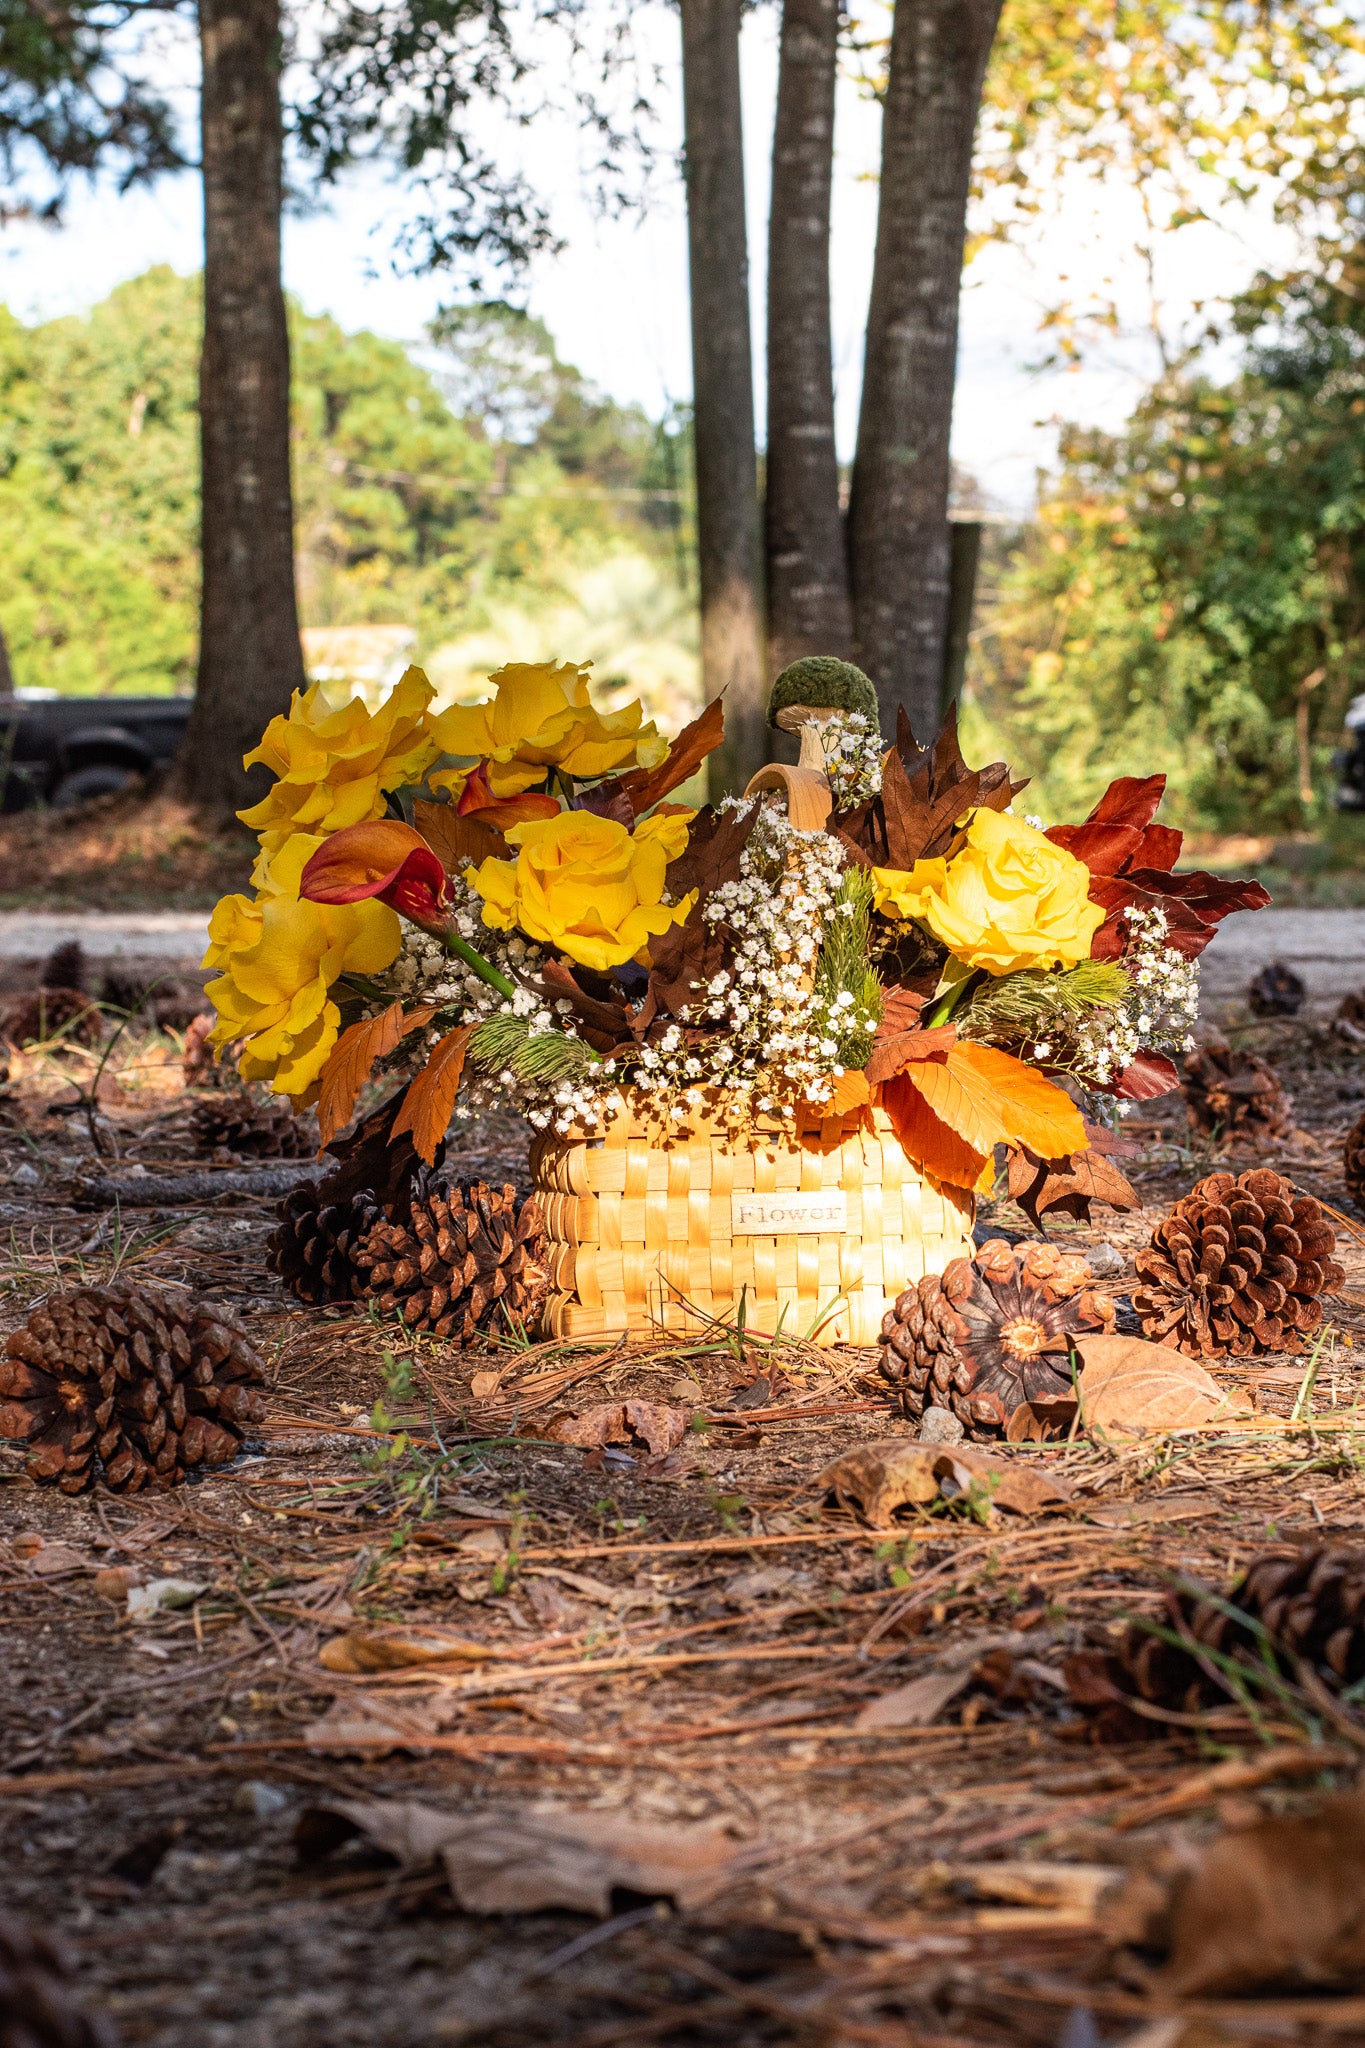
top-left (620, 796), bottom-right (847, 1124)
top-left (820, 711), bottom-right (885, 809)
top-left (1069, 906), bottom-right (1200, 1096)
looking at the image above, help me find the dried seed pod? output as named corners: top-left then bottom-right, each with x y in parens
top-left (877, 1239), bottom-right (1115, 1438)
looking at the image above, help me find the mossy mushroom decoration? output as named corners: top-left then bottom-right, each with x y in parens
top-left (767, 657), bottom-right (881, 772)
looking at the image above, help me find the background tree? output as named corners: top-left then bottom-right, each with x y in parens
top-left (765, 0), bottom-right (850, 674)
top-left (678, 0), bottom-right (766, 795)
top-left (849, 0), bottom-right (1004, 736)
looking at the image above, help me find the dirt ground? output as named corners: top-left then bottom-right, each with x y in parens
top-left (3, 1007), bottom-right (1365, 2046)
top-left (0, 795), bottom-right (253, 912)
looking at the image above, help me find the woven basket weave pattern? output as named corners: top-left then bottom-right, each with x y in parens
top-left (531, 1102), bottom-right (974, 1346)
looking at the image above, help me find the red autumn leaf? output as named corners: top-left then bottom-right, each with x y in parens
top-left (1086, 773), bottom-right (1167, 830)
top-left (874, 986), bottom-right (927, 1039)
top-left (864, 1025), bottom-right (957, 1085)
top-left (1114, 1051), bottom-right (1180, 1101)
top-left (391, 1024), bottom-right (476, 1164)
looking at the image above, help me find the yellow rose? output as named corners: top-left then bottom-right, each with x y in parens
top-left (872, 807), bottom-right (1105, 976)
top-left (238, 667), bottom-right (439, 853)
top-left (431, 660), bottom-right (667, 799)
top-left (469, 808), bottom-right (695, 973)
top-left (203, 835), bottom-right (401, 1099)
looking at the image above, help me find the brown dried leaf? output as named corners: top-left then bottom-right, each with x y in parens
top-left (645, 802), bottom-right (759, 1021)
top-left (864, 1025), bottom-right (957, 1085)
top-left (1076, 1334), bottom-right (1254, 1437)
top-left (391, 1024), bottom-right (475, 1164)
top-left (298, 1797), bottom-right (747, 1915)
top-left (819, 1438), bottom-right (1073, 1527)
top-left (874, 986), bottom-right (927, 1039)
top-left (547, 1399), bottom-right (691, 1459)
top-left (854, 1666), bottom-right (974, 1729)
top-left (320, 1626), bottom-right (503, 1673)
top-left (414, 799), bottom-right (507, 872)
top-left (1107, 1785), bottom-right (1365, 1997)
top-left (1006, 1141), bottom-right (1140, 1227)
top-left (315, 1003), bottom-right (439, 1150)
top-left (607, 696), bottom-right (726, 816)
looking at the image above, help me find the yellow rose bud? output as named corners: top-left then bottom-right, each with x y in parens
top-left (469, 808), bottom-right (695, 974)
top-left (431, 660), bottom-right (666, 798)
top-left (872, 806), bottom-right (1104, 976)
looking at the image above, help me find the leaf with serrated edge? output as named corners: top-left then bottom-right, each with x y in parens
top-left (414, 800), bottom-right (507, 874)
top-left (391, 1024), bottom-right (476, 1164)
top-left (948, 1042), bottom-right (1087, 1159)
top-left (865, 1025), bottom-right (957, 1085)
top-left (877, 1071), bottom-right (989, 1191)
top-left (896, 1052), bottom-right (1005, 1156)
top-left (316, 1003), bottom-right (439, 1150)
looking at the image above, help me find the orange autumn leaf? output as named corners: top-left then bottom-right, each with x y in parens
top-left (878, 1071), bottom-right (989, 1193)
top-left (315, 1002), bottom-right (439, 1150)
top-left (948, 1042), bottom-right (1087, 1161)
top-left (899, 1050), bottom-right (1005, 1156)
top-left (798, 1069), bottom-right (871, 1121)
top-left (391, 1023), bottom-right (476, 1163)
top-left (615, 696), bottom-right (726, 816)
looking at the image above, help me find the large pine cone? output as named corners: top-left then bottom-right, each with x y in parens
top-left (268, 1182), bottom-right (385, 1305)
top-left (0, 1910), bottom-right (114, 2048)
top-left (0, 986), bottom-right (101, 1050)
top-left (878, 1240), bottom-right (1116, 1437)
top-left (1345, 1108), bottom-right (1365, 1207)
top-left (354, 1172), bottom-right (548, 1343)
top-left (0, 1285), bottom-right (267, 1494)
top-left (1083, 1545), bottom-right (1365, 1721)
top-left (1132, 1168), bottom-right (1342, 1358)
top-left (1183, 1039), bottom-right (1291, 1144)
top-left (190, 1089), bottom-right (317, 1160)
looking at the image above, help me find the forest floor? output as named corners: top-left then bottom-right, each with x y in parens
top-left (2, 1010), bottom-right (1365, 2046)
top-left (0, 794), bottom-right (253, 912)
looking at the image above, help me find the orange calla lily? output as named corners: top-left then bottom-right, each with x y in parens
top-left (300, 820), bottom-right (451, 930)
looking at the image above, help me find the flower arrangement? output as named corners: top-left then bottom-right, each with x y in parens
top-left (206, 654), bottom-right (1269, 1217)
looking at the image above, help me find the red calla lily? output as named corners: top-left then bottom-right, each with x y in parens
top-left (300, 820), bottom-right (452, 930)
top-left (456, 758), bottom-right (561, 829)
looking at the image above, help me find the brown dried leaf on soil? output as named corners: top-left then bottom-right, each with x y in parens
top-left (1006, 1135), bottom-right (1141, 1228)
top-left (320, 1626), bottom-right (506, 1673)
top-left (819, 1438), bottom-right (1074, 1527)
top-left (297, 1798), bottom-right (748, 1914)
top-left (1107, 1784), bottom-right (1365, 1996)
top-left (546, 1398), bottom-right (692, 1459)
top-left (1076, 1334), bottom-right (1254, 1437)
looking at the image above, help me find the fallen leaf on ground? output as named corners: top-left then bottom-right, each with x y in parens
top-left (820, 1439), bottom-right (1074, 1528)
top-left (468, 1370), bottom-right (502, 1400)
top-left (320, 1626), bottom-right (506, 1673)
top-left (547, 1399), bottom-right (690, 1459)
top-left (304, 1692), bottom-right (457, 1755)
top-left (1107, 1784), bottom-right (1365, 1995)
top-left (296, 1797), bottom-right (747, 1914)
top-left (127, 1577), bottom-right (207, 1620)
top-left (25, 1541), bottom-right (92, 1576)
top-left (854, 1667), bottom-right (974, 1729)
top-left (953, 1861), bottom-right (1122, 1916)
top-left (1076, 1335), bottom-right (1254, 1437)
top-left (1084, 1489), bottom-right (1216, 1529)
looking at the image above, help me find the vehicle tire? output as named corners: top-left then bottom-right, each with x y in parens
top-left (50, 764), bottom-right (141, 809)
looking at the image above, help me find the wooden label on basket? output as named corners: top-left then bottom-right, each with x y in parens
top-left (731, 1190), bottom-right (848, 1235)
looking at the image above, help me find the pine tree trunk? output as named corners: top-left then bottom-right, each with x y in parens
top-left (0, 620), bottom-right (13, 696)
top-left (679, 0), bottom-right (767, 796)
top-left (766, 0), bottom-right (851, 673)
top-left (175, 0), bottom-right (305, 815)
top-left (848, 0), bottom-right (1002, 738)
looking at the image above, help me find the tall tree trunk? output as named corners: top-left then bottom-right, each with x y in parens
top-left (679, 0), bottom-right (767, 796)
top-left (848, 0), bottom-right (1002, 738)
top-left (175, 0), bottom-right (305, 816)
top-left (0, 620), bottom-right (14, 697)
top-left (766, 0), bottom-right (851, 673)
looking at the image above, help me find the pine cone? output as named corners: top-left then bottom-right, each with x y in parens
top-left (0, 1285), bottom-right (267, 1494)
top-left (190, 1089), bottom-right (317, 1160)
top-left (1182, 1039), bottom-right (1291, 1145)
top-left (41, 939), bottom-right (87, 993)
top-left (1112, 1544), bottom-right (1365, 1716)
top-left (268, 1182), bottom-right (385, 1304)
top-left (1345, 1109), bottom-right (1365, 1207)
top-left (354, 1173), bottom-right (548, 1344)
top-left (1, 986), bottom-right (101, 1049)
top-left (0, 1910), bottom-right (114, 2048)
top-left (1337, 991), bottom-right (1365, 1027)
top-left (1246, 960), bottom-right (1305, 1017)
top-left (1132, 1168), bottom-right (1342, 1358)
top-left (878, 1240), bottom-right (1116, 1437)
top-left (182, 1011), bottom-right (226, 1088)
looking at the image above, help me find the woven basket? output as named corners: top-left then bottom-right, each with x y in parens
top-left (531, 1097), bottom-right (975, 1347)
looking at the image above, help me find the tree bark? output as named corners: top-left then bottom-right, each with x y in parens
top-left (766, 0), bottom-right (851, 673)
top-left (679, 0), bottom-right (767, 796)
top-left (849, 0), bottom-right (1003, 738)
top-left (0, 620), bottom-right (14, 697)
top-left (175, 0), bottom-right (305, 816)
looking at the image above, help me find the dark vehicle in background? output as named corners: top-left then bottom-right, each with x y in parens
top-left (0, 693), bottom-right (192, 812)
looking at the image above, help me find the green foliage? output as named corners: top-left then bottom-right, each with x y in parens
top-left (468, 1011), bottom-right (601, 1087)
top-left (0, 271), bottom-right (692, 700)
top-left (814, 866), bottom-right (883, 1069)
top-left (968, 257), bottom-right (1365, 831)
top-left (957, 960), bottom-right (1130, 1045)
